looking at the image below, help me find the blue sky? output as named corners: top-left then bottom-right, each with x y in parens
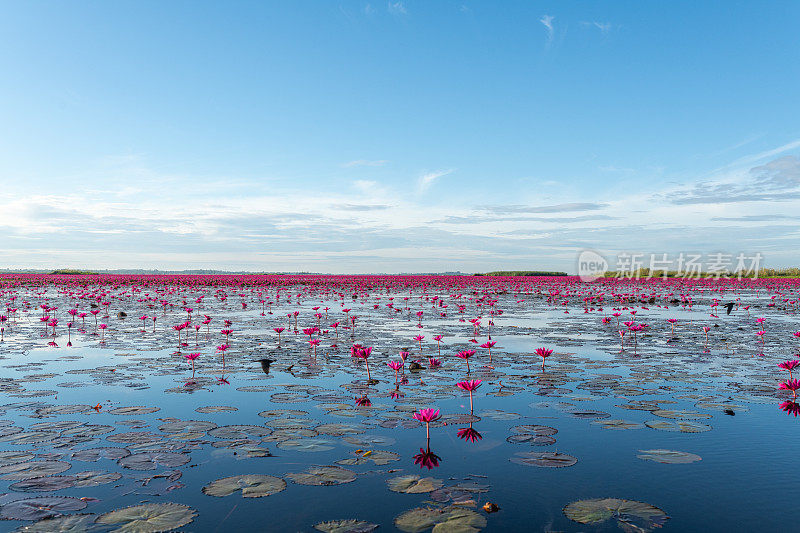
top-left (1, 1), bottom-right (799, 273)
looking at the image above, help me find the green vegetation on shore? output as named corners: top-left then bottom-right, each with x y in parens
top-left (601, 267), bottom-right (800, 279)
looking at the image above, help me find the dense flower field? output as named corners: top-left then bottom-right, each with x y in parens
top-left (0, 274), bottom-right (797, 531)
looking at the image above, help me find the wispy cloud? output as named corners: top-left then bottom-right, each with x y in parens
top-left (479, 202), bottom-right (608, 214)
top-left (387, 2), bottom-right (406, 15)
top-left (540, 15), bottom-right (554, 45)
top-left (417, 169), bottom-right (453, 193)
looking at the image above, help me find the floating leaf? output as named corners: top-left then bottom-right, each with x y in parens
top-left (11, 513), bottom-right (98, 532)
top-left (0, 496), bottom-right (87, 521)
top-left (651, 409), bottom-right (712, 420)
top-left (95, 503), bottom-right (197, 532)
top-left (591, 419), bottom-right (646, 430)
top-left (387, 475), bottom-right (444, 494)
top-left (510, 451), bottom-right (577, 468)
top-left (277, 438), bottom-right (337, 452)
top-left (0, 460), bottom-right (71, 480)
top-left (336, 450), bottom-right (400, 466)
top-left (118, 452), bottom-right (190, 470)
top-left (286, 465), bottom-right (356, 486)
top-left (394, 506), bottom-right (486, 533)
top-left (645, 420), bottom-right (712, 433)
top-left (314, 519), bottom-right (379, 533)
top-left (563, 498), bottom-right (669, 532)
top-left (9, 475), bottom-right (76, 492)
top-left (202, 474), bottom-right (286, 498)
top-left (109, 406), bottom-right (160, 416)
top-left (196, 405), bottom-right (238, 414)
top-left (636, 449), bottom-right (702, 464)
top-left (342, 434), bottom-right (396, 447)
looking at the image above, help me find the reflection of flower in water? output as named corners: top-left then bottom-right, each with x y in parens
top-left (457, 424), bottom-right (482, 443)
top-left (780, 401), bottom-right (800, 417)
top-left (413, 444), bottom-right (441, 470)
top-left (355, 396), bottom-right (371, 407)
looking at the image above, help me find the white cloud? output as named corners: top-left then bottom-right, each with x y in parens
top-left (540, 15), bottom-right (554, 43)
top-left (417, 169), bottom-right (453, 193)
top-left (387, 2), bottom-right (406, 15)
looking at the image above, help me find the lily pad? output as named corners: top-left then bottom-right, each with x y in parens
top-left (636, 449), bottom-right (702, 464)
top-left (314, 519), bottom-right (379, 533)
top-left (0, 460), bottom-right (71, 480)
top-left (95, 503), bottom-right (197, 532)
top-left (277, 438), bottom-right (337, 452)
top-left (645, 420), bottom-right (712, 433)
top-left (394, 506), bottom-right (486, 533)
top-left (0, 496), bottom-right (87, 521)
top-left (118, 452), bottom-right (190, 470)
top-left (510, 451), bottom-right (577, 467)
top-left (202, 474), bottom-right (286, 498)
top-left (286, 465), bottom-right (356, 486)
top-left (11, 513), bottom-right (98, 532)
top-left (387, 475), bottom-right (444, 494)
top-left (563, 498), bottom-right (669, 532)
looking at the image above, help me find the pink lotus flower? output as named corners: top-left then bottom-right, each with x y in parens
top-left (457, 379), bottom-right (482, 412)
top-left (779, 360), bottom-right (800, 378)
top-left (413, 408), bottom-right (440, 439)
top-left (457, 379), bottom-right (482, 392)
top-left (455, 349), bottom-right (475, 372)
top-left (535, 347), bottom-right (553, 370)
top-left (428, 357), bottom-right (441, 368)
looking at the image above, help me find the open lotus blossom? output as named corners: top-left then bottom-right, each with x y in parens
top-left (98, 323), bottom-right (107, 342)
top-left (779, 360), bottom-right (800, 379)
top-left (428, 357), bottom-right (441, 368)
top-left (413, 408), bottom-right (441, 439)
top-left (457, 379), bottom-right (482, 412)
top-left (184, 352), bottom-right (200, 378)
top-left (414, 334), bottom-right (425, 353)
top-left (535, 347), bottom-right (553, 370)
top-left (455, 349), bottom-right (476, 373)
top-left (387, 360), bottom-right (403, 382)
top-left (352, 344), bottom-right (374, 381)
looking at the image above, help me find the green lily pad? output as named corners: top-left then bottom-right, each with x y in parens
top-left (591, 419), bottom-right (646, 430)
top-left (394, 506), bottom-right (486, 533)
top-left (118, 452), bottom-right (189, 470)
top-left (95, 503), bottom-right (197, 532)
top-left (510, 451), bottom-right (577, 467)
top-left (277, 438), bottom-right (337, 452)
top-left (11, 513), bottom-right (98, 532)
top-left (202, 474), bottom-right (286, 498)
top-left (313, 519), bottom-right (379, 533)
top-left (0, 497), bottom-right (87, 521)
top-left (387, 475), bottom-right (444, 494)
top-left (563, 498), bottom-right (668, 532)
top-left (0, 460), bottom-right (71, 480)
top-left (645, 420), bottom-right (712, 432)
top-left (636, 449), bottom-right (702, 464)
top-left (287, 465), bottom-right (356, 486)
top-left (336, 450), bottom-right (400, 466)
